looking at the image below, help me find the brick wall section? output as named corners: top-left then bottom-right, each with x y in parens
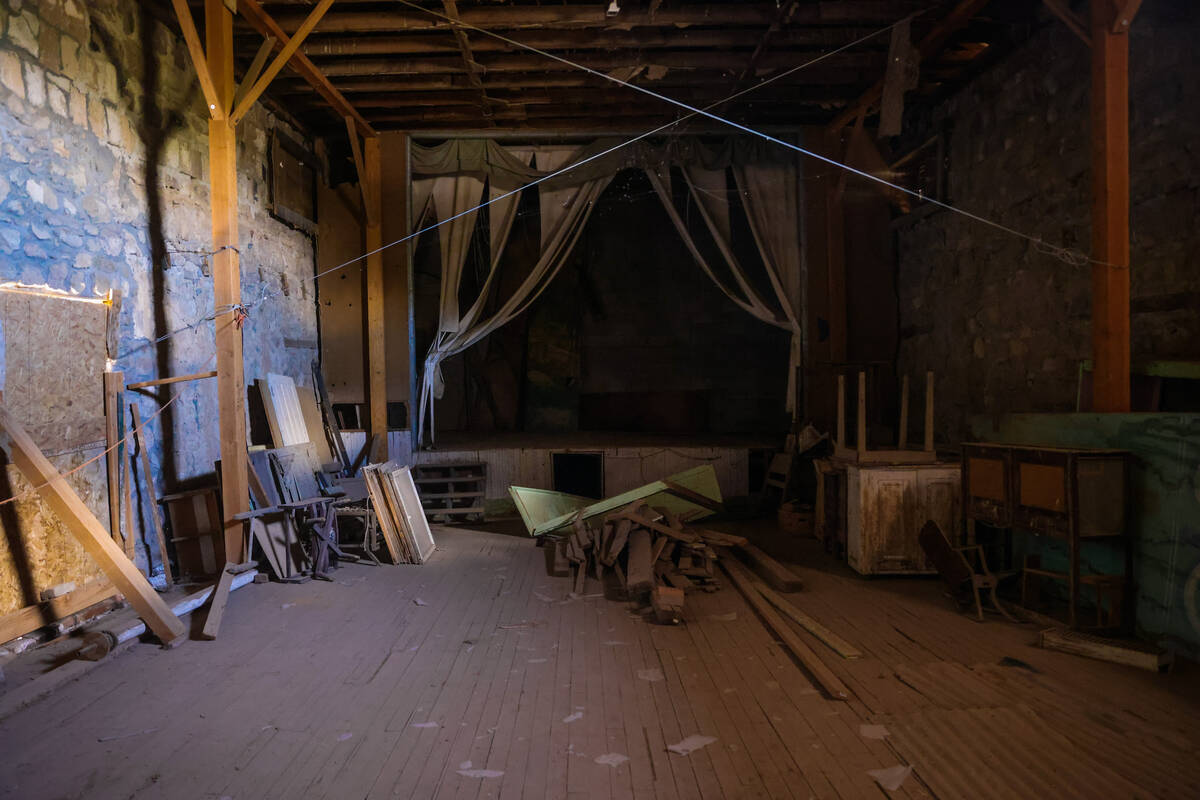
top-left (895, 4), bottom-right (1200, 442)
top-left (0, 0), bottom-right (318, 574)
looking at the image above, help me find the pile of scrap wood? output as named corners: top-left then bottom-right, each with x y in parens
top-left (512, 465), bottom-right (859, 701)
top-left (547, 501), bottom-right (754, 624)
top-left (362, 463), bottom-right (436, 564)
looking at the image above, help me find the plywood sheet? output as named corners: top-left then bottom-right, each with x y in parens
top-left (0, 291), bottom-right (107, 452)
top-left (0, 290), bottom-right (110, 617)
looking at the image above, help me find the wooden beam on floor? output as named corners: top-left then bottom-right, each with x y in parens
top-left (206, 0), bottom-right (250, 565)
top-left (0, 406), bottom-right (186, 646)
top-left (720, 554), bottom-right (849, 701)
top-left (363, 136), bottom-right (388, 460)
top-left (1089, 0), bottom-right (1131, 412)
top-left (230, 0), bottom-right (337, 125)
top-left (238, 0), bottom-right (375, 137)
top-left (168, 0), bottom-right (225, 118)
top-left (752, 582), bottom-right (862, 659)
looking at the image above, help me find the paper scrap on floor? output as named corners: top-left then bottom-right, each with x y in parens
top-left (668, 734), bottom-right (718, 756)
top-left (868, 765), bottom-right (912, 791)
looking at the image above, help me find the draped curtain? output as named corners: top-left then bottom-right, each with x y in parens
top-left (415, 148), bottom-right (611, 446)
top-left (409, 137), bottom-right (806, 446)
top-left (649, 163), bottom-right (804, 411)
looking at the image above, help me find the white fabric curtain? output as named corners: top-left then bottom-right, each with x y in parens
top-left (733, 162), bottom-right (805, 412)
top-left (417, 148), bottom-right (610, 446)
top-left (431, 175), bottom-right (486, 333)
top-left (649, 165), bottom-right (804, 411)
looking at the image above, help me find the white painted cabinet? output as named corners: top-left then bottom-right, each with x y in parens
top-left (845, 463), bottom-right (961, 575)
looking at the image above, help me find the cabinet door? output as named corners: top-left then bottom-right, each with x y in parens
top-left (860, 470), bottom-right (920, 573)
top-left (919, 468), bottom-right (962, 566)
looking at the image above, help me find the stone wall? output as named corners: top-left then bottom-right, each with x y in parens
top-left (896, 3), bottom-right (1200, 442)
top-left (0, 0), bottom-right (317, 588)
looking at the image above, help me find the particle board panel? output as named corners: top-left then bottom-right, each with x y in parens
top-left (0, 291), bottom-right (110, 617)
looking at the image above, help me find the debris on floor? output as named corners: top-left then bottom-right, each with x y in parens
top-left (667, 734), bottom-right (719, 756)
top-left (868, 764), bottom-right (913, 792)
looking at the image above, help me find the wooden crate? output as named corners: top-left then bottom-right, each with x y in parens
top-left (411, 462), bottom-right (486, 522)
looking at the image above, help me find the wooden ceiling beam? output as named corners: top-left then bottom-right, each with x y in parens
top-left (344, 86), bottom-right (849, 109)
top-left (230, 0), bottom-right (336, 124)
top-left (828, 0), bottom-right (991, 132)
top-left (1042, 0), bottom-right (1091, 46)
top-left (238, 0), bottom-right (375, 137)
top-left (441, 0), bottom-right (498, 124)
top-left (306, 50), bottom-right (881, 78)
top-left (287, 27), bottom-right (887, 57)
top-left (169, 0), bottom-right (224, 118)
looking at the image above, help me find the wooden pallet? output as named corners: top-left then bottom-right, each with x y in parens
top-left (412, 462), bottom-right (486, 522)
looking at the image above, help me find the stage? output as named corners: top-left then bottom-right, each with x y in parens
top-left (338, 430), bottom-right (779, 515)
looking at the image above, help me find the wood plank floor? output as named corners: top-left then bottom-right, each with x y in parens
top-left (1, 523), bottom-right (1198, 799)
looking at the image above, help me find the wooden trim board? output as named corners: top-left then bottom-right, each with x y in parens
top-left (0, 405), bottom-right (185, 645)
top-left (0, 579), bottom-right (120, 645)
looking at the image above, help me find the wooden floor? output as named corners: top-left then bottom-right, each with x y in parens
top-left (1, 523), bottom-right (1198, 799)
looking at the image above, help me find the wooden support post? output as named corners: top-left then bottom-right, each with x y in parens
top-left (206, 0), bottom-right (249, 564)
top-left (824, 132), bottom-right (847, 363)
top-left (364, 136), bottom-right (388, 460)
top-left (168, 0), bottom-right (225, 119)
top-left (1090, 0), bottom-right (1131, 412)
top-left (121, 440), bottom-right (137, 561)
top-left (855, 371), bottom-right (867, 458)
top-left (103, 371), bottom-right (124, 547)
top-left (130, 403), bottom-right (173, 587)
top-left (835, 373), bottom-right (845, 446)
top-left (0, 406), bottom-right (186, 645)
top-left (897, 374), bottom-right (910, 448)
top-left (924, 370), bottom-right (935, 453)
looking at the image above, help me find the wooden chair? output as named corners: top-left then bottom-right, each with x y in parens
top-left (760, 451), bottom-right (793, 510)
top-left (919, 520), bottom-right (1017, 622)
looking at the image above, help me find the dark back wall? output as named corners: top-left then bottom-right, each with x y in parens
top-left (895, 1), bottom-right (1200, 442)
top-left (432, 168), bottom-right (792, 435)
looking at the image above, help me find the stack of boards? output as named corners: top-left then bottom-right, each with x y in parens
top-left (547, 500), bottom-right (751, 624)
top-left (362, 462), bottom-right (436, 564)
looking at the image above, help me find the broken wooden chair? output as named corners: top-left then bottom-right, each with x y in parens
top-left (918, 520), bottom-right (1016, 622)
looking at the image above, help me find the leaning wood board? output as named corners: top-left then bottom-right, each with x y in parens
top-left (362, 465), bottom-right (405, 564)
top-left (384, 465), bottom-right (436, 563)
top-left (0, 405), bottom-right (185, 645)
top-left (200, 562), bottom-right (237, 640)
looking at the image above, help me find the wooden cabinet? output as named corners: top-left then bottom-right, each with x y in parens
top-left (961, 443), bottom-right (1130, 629)
top-left (845, 462), bottom-right (961, 575)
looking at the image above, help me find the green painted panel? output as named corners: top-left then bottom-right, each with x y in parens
top-left (512, 464), bottom-right (724, 536)
top-left (969, 412), bottom-right (1200, 657)
top-left (509, 486), bottom-right (593, 534)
